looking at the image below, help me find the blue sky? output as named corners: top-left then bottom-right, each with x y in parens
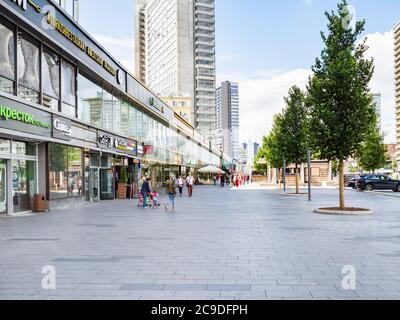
top-left (78, 0), bottom-right (399, 144)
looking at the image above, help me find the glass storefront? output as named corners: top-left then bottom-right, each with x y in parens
top-left (12, 159), bottom-right (36, 213)
top-left (0, 140), bottom-right (37, 214)
top-left (48, 144), bottom-right (83, 199)
top-left (0, 159), bottom-right (7, 214)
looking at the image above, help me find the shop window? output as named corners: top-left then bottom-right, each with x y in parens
top-left (12, 141), bottom-right (36, 156)
top-left (102, 90), bottom-right (113, 131)
top-left (0, 139), bottom-right (11, 155)
top-left (42, 47), bottom-right (60, 110)
top-left (121, 102), bottom-right (129, 137)
top-left (78, 73), bottom-right (102, 126)
top-left (61, 60), bottom-right (76, 116)
top-left (17, 33), bottom-right (40, 104)
top-left (49, 144), bottom-right (83, 199)
top-left (0, 21), bottom-right (15, 94)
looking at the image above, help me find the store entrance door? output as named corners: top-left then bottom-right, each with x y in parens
top-left (88, 168), bottom-right (100, 202)
top-left (100, 169), bottom-right (114, 200)
top-left (0, 159), bottom-right (7, 214)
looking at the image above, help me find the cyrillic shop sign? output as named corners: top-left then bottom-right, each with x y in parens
top-left (0, 96), bottom-right (51, 137)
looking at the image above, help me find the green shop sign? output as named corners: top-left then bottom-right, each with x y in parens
top-left (0, 96), bottom-right (52, 138)
top-left (0, 105), bottom-right (50, 129)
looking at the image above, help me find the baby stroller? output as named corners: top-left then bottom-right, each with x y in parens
top-left (137, 192), bottom-right (153, 207)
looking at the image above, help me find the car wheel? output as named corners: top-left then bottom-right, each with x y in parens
top-left (365, 184), bottom-right (374, 192)
top-left (397, 185), bottom-right (400, 192)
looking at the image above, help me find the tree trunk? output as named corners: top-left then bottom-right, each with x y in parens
top-left (295, 163), bottom-right (299, 194)
top-left (339, 159), bottom-right (345, 210)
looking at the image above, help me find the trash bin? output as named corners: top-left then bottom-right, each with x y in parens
top-left (33, 194), bottom-right (46, 213)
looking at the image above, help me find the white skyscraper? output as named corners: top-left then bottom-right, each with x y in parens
top-left (134, 0), bottom-right (216, 139)
top-left (216, 81), bottom-right (240, 160)
top-left (372, 93), bottom-right (382, 131)
top-left (57, 0), bottom-right (80, 21)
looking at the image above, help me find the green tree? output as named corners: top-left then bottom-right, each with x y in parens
top-left (264, 114), bottom-right (285, 186)
top-left (357, 124), bottom-right (387, 173)
top-left (307, 0), bottom-right (375, 209)
top-left (254, 138), bottom-right (269, 177)
top-left (280, 86), bottom-right (309, 194)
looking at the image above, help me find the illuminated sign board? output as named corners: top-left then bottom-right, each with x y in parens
top-left (0, 96), bottom-right (51, 137)
top-left (53, 116), bottom-right (72, 141)
top-left (98, 132), bottom-right (113, 148)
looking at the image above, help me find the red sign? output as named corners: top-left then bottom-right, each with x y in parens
top-left (144, 145), bottom-right (153, 155)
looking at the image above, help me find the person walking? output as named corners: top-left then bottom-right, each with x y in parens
top-left (220, 175), bottom-right (225, 188)
top-left (165, 175), bottom-right (177, 212)
top-left (177, 176), bottom-right (184, 196)
top-left (141, 177), bottom-right (151, 209)
top-left (186, 173), bottom-right (194, 197)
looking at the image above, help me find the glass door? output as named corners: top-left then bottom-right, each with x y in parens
top-left (12, 160), bottom-right (36, 213)
top-left (100, 169), bottom-right (114, 200)
top-left (88, 168), bottom-right (99, 202)
top-left (0, 160), bottom-right (7, 214)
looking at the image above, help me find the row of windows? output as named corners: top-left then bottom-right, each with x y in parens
top-left (0, 18), bottom-right (220, 167)
top-left (0, 22), bottom-right (77, 116)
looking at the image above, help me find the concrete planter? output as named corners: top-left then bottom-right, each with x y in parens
top-left (314, 208), bottom-right (374, 216)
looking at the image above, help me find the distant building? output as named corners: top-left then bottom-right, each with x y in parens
top-left (160, 95), bottom-right (193, 125)
top-left (372, 93), bottom-right (382, 130)
top-left (253, 143), bottom-right (260, 157)
top-left (216, 81), bottom-right (240, 160)
top-left (393, 22), bottom-right (400, 166)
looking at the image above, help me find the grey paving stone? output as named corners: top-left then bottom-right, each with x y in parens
top-left (1, 186), bottom-right (399, 299)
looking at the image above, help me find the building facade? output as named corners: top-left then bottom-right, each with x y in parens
top-left (134, 0), bottom-right (216, 140)
top-left (160, 95), bottom-right (192, 125)
top-left (216, 81), bottom-right (240, 160)
top-left (372, 93), bottom-right (382, 131)
top-left (57, 0), bottom-right (79, 21)
top-left (394, 21), bottom-right (400, 166)
top-left (0, 0), bottom-right (227, 215)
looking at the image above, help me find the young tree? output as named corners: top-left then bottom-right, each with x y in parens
top-left (265, 114), bottom-right (285, 186)
top-left (357, 124), bottom-right (387, 173)
top-left (254, 139), bottom-right (269, 178)
top-left (307, 0), bottom-right (375, 209)
top-left (280, 86), bottom-right (309, 194)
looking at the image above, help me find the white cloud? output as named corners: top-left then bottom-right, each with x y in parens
top-left (92, 34), bottom-right (135, 74)
top-left (218, 69), bottom-right (311, 144)
top-left (226, 31), bottom-right (396, 146)
top-left (363, 31), bottom-right (396, 144)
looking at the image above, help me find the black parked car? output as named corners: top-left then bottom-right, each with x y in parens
top-left (356, 175), bottom-right (400, 192)
top-left (346, 177), bottom-right (358, 189)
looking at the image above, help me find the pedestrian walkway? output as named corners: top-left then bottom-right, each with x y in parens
top-left (0, 186), bottom-right (399, 300)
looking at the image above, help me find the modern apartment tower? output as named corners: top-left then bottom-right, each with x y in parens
top-left (57, 0), bottom-right (80, 21)
top-left (372, 93), bottom-right (382, 131)
top-left (134, 0), bottom-right (147, 84)
top-left (134, 0), bottom-right (216, 139)
top-left (394, 21), bottom-right (400, 165)
top-left (216, 82), bottom-right (240, 160)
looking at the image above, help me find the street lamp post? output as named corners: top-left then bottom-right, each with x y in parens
top-left (283, 159), bottom-right (286, 192)
top-left (308, 150), bottom-right (312, 201)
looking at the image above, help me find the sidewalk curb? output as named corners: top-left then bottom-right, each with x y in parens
top-left (348, 188), bottom-right (400, 199)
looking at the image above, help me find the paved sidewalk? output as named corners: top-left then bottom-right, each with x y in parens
top-left (0, 186), bottom-right (400, 300)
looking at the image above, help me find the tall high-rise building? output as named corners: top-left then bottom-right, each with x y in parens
top-left (57, 0), bottom-right (80, 21)
top-left (253, 143), bottom-right (260, 157)
top-left (134, 0), bottom-right (216, 139)
top-left (134, 0), bottom-right (147, 84)
top-left (394, 21), bottom-right (400, 165)
top-left (372, 93), bottom-right (382, 130)
top-left (216, 81), bottom-right (240, 160)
